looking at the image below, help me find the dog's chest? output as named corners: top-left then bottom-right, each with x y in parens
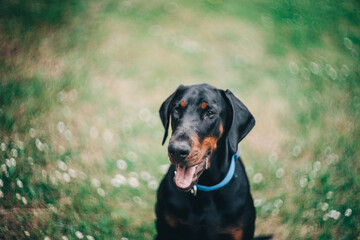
top-left (167, 191), bottom-right (237, 227)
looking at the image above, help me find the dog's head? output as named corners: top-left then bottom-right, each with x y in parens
top-left (159, 83), bottom-right (255, 191)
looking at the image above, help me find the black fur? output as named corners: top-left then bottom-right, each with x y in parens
top-left (156, 83), bottom-right (264, 240)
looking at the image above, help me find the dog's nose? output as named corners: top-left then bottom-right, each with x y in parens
top-left (168, 142), bottom-right (191, 162)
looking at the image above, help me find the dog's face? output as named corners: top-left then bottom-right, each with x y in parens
top-left (160, 84), bottom-right (255, 192)
top-left (167, 84), bottom-right (227, 191)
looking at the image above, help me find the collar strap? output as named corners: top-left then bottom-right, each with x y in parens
top-left (191, 150), bottom-right (239, 196)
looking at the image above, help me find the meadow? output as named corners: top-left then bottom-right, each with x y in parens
top-left (0, 0), bottom-right (359, 239)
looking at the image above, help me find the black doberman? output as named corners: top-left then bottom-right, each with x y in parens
top-left (156, 83), bottom-right (260, 240)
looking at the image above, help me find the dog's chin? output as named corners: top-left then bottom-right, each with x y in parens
top-left (172, 152), bottom-right (210, 192)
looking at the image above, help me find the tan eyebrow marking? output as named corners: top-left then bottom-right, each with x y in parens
top-left (180, 100), bottom-right (187, 108)
top-left (201, 102), bottom-right (208, 109)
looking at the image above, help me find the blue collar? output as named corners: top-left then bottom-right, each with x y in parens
top-left (191, 151), bottom-right (239, 196)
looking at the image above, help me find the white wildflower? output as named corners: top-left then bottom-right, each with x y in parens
top-left (35, 138), bottom-right (44, 151)
top-left (97, 188), bottom-right (105, 197)
top-left (252, 173), bottom-right (263, 183)
top-left (57, 122), bottom-right (65, 133)
top-left (63, 173), bottom-right (71, 183)
top-left (90, 126), bottom-right (99, 139)
top-left (68, 168), bottom-right (77, 178)
top-left (91, 178), bottom-right (100, 187)
top-left (75, 231), bottom-right (84, 239)
top-left (148, 180), bottom-right (158, 190)
top-left (128, 177), bottom-right (139, 188)
top-left (274, 199), bottom-right (283, 208)
top-left (57, 161), bottom-right (67, 171)
top-left (299, 176), bottom-right (308, 188)
top-left (116, 160), bottom-right (127, 170)
top-left (344, 208), bottom-right (352, 217)
top-left (140, 171), bottom-right (151, 181)
top-left (275, 168), bottom-right (284, 178)
top-left (16, 193), bottom-right (21, 200)
top-left (16, 179), bottom-right (23, 188)
top-left (0, 143), bottom-right (6, 151)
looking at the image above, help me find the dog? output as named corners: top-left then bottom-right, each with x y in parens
top-left (155, 83), bottom-right (261, 240)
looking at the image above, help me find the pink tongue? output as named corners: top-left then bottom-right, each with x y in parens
top-left (175, 165), bottom-right (196, 189)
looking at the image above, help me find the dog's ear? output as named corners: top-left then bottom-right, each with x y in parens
top-left (159, 85), bottom-right (184, 145)
top-left (221, 89), bottom-right (255, 153)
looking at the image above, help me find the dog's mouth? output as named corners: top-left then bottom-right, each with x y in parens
top-left (173, 151), bottom-right (210, 192)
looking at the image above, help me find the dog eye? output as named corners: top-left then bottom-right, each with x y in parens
top-left (204, 110), bottom-right (215, 119)
top-left (173, 106), bottom-right (182, 116)
top-left (174, 106), bottom-right (181, 113)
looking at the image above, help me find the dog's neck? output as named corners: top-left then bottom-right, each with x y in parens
top-left (197, 137), bottom-right (233, 186)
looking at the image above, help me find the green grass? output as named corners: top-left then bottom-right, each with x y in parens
top-left (0, 0), bottom-right (359, 239)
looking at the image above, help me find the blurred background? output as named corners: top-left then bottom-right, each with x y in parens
top-left (0, 0), bottom-right (359, 239)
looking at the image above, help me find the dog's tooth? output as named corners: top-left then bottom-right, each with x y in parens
top-left (174, 171), bottom-right (177, 175)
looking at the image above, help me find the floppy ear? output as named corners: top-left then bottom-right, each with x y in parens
top-left (159, 85), bottom-right (183, 145)
top-left (221, 89), bottom-right (255, 153)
